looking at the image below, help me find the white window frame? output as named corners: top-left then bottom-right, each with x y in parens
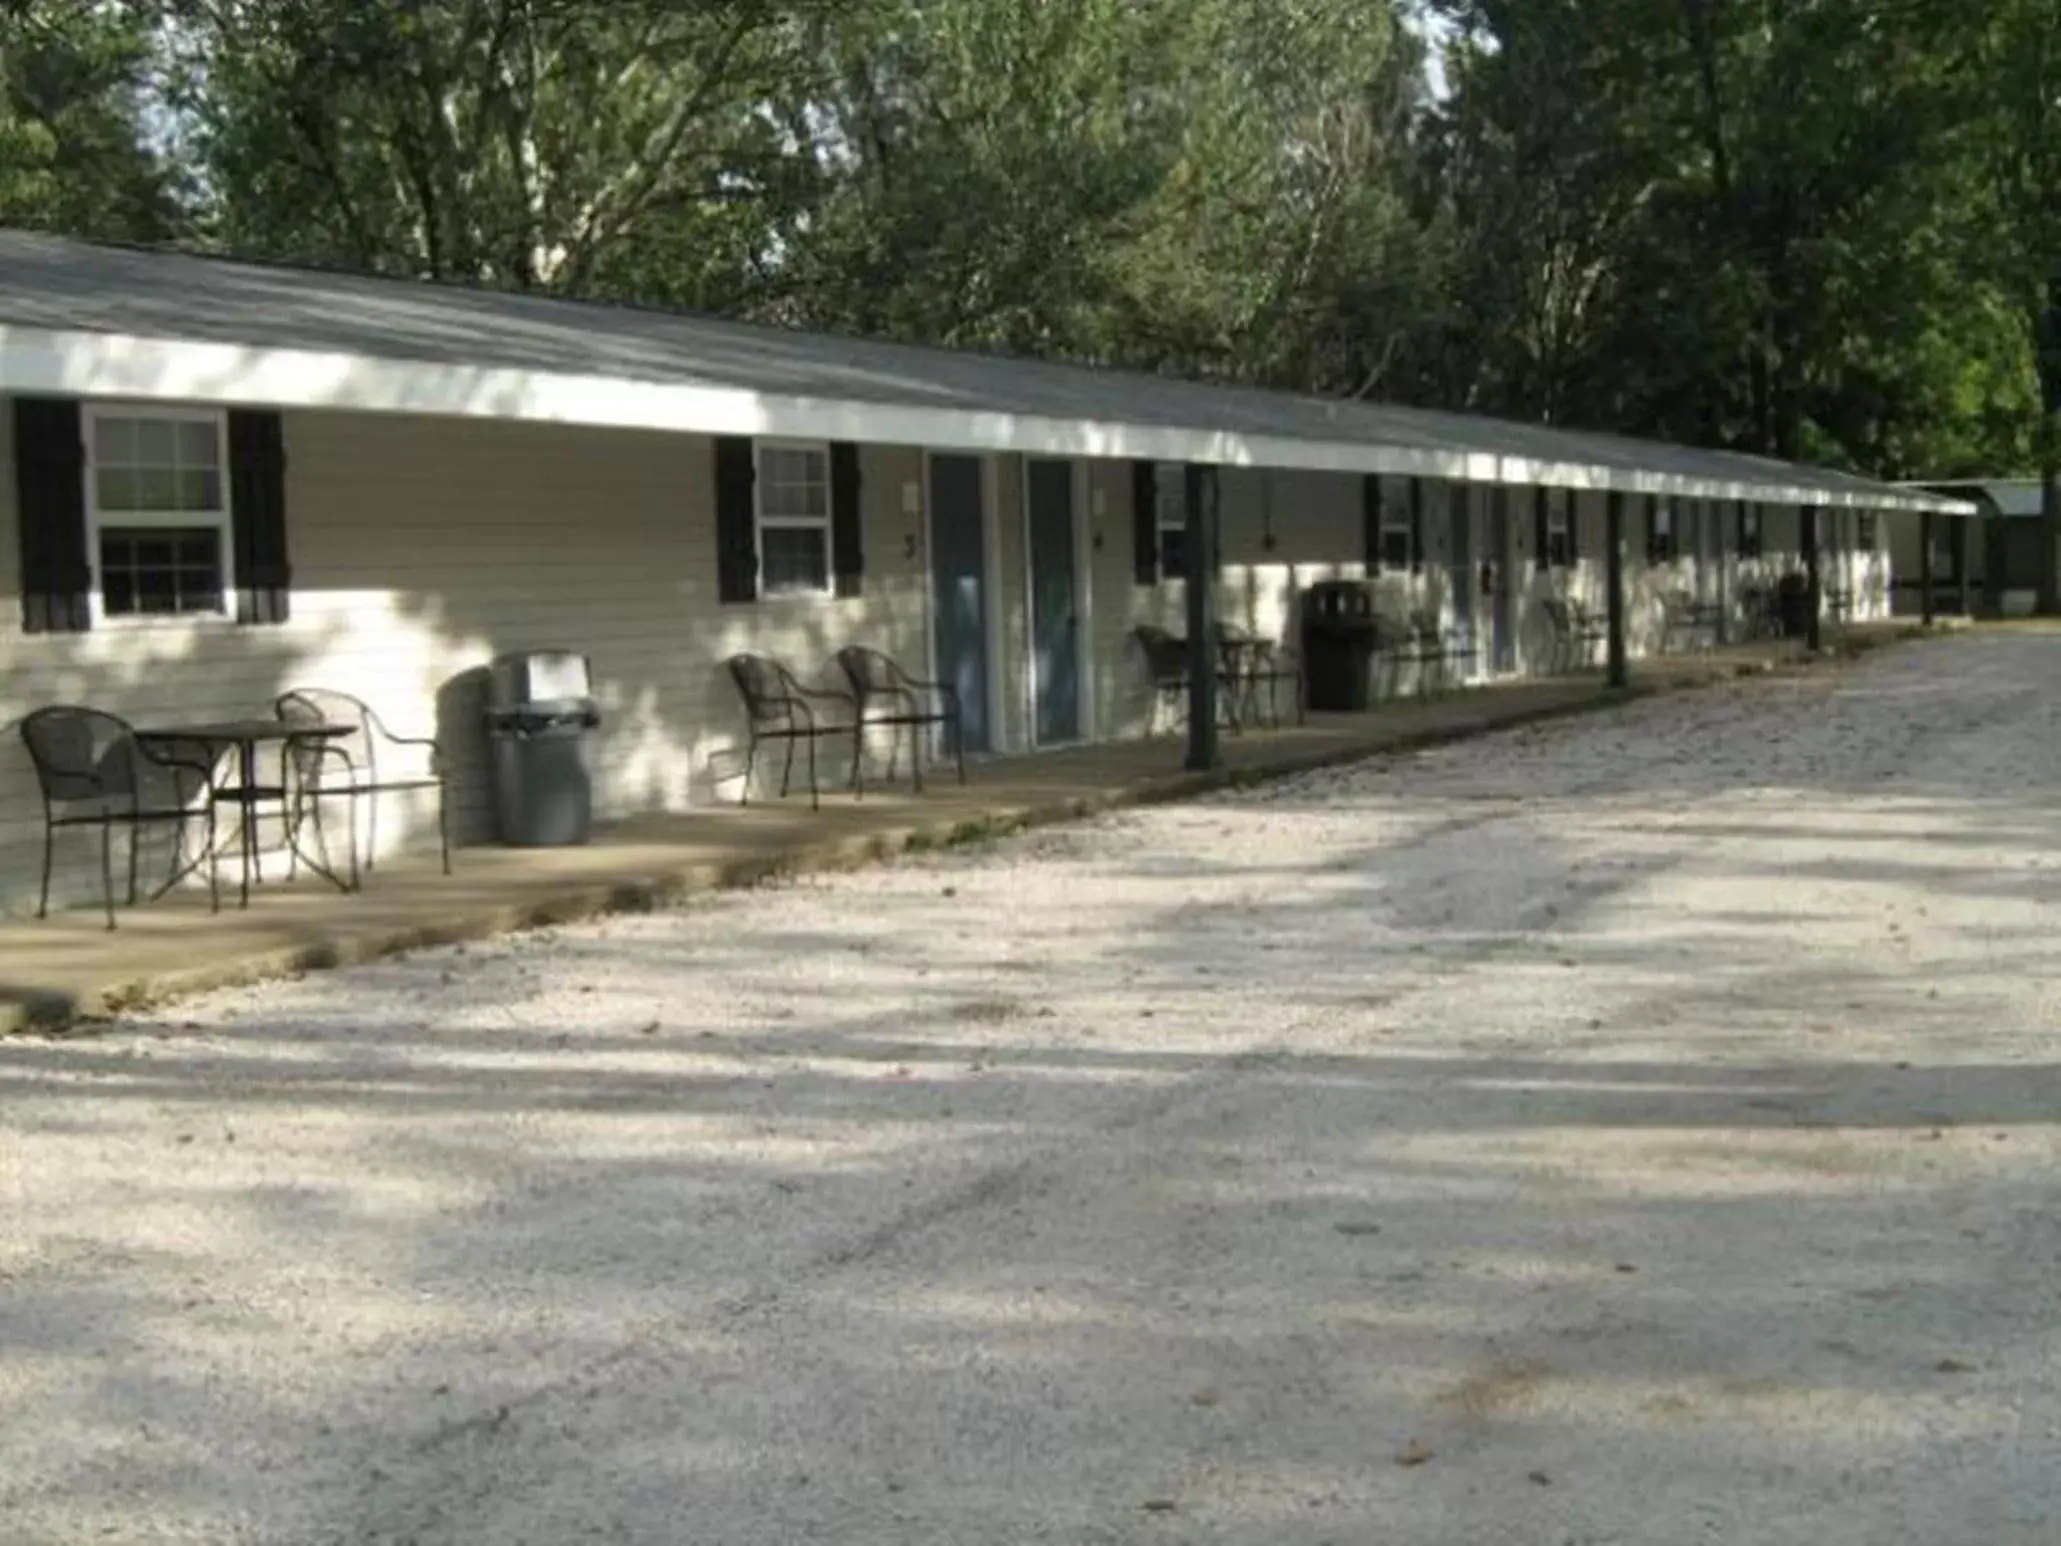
top-left (753, 437), bottom-right (835, 599)
top-left (83, 402), bottom-right (235, 626)
top-left (1544, 490), bottom-right (1573, 568)
top-left (1378, 479), bottom-right (1415, 570)
top-left (1153, 460), bottom-right (1190, 582)
top-left (1648, 496), bottom-right (1677, 564)
top-left (1739, 504), bottom-right (1764, 558)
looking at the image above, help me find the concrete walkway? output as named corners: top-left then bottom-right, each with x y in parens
top-left (0, 627), bottom-right (1929, 1032)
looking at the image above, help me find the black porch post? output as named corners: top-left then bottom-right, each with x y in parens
top-left (1960, 516), bottom-right (1975, 616)
top-left (1919, 510), bottom-right (1936, 625)
top-left (1605, 489), bottom-right (1629, 689)
top-left (1183, 462), bottom-right (1219, 772)
top-left (1803, 505), bottom-right (1823, 652)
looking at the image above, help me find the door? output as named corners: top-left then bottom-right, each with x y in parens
top-left (929, 454), bottom-right (990, 754)
top-left (1489, 487), bottom-right (1516, 674)
top-left (1027, 459), bottom-right (1081, 744)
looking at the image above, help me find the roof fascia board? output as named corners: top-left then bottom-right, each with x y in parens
top-left (0, 324), bottom-right (1973, 515)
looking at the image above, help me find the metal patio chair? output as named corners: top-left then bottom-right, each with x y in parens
top-left (18, 706), bottom-right (217, 928)
top-left (725, 654), bottom-right (855, 810)
top-left (1215, 624), bottom-right (1305, 729)
top-left (276, 689), bottom-right (449, 881)
top-left (834, 646), bottom-right (966, 796)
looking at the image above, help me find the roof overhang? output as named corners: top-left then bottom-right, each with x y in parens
top-left (0, 323), bottom-right (1976, 516)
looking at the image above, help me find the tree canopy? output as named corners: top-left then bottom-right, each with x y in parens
top-left (2, 0), bottom-right (2053, 487)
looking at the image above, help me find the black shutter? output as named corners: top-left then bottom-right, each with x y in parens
top-left (1566, 490), bottom-right (1579, 563)
top-left (228, 409), bottom-right (291, 625)
top-left (830, 440), bottom-right (863, 598)
top-left (1645, 494), bottom-right (1660, 561)
top-left (1363, 474), bottom-right (1382, 571)
top-left (1132, 460), bottom-right (1158, 584)
top-left (12, 397), bottom-right (92, 633)
top-left (1533, 485), bottom-right (1550, 571)
top-left (1408, 476), bottom-right (1425, 573)
top-left (714, 435), bottom-right (757, 604)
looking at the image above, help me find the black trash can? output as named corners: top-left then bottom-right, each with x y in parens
top-left (485, 650), bottom-right (601, 846)
top-left (1302, 580), bottom-right (1380, 712)
top-left (1776, 573), bottom-right (1812, 638)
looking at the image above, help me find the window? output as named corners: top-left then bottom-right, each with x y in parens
top-left (86, 407), bottom-right (231, 619)
top-left (1154, 461), bottom-right (1188, 580)
top-left (755, 441), bottom-right (831, 595)
top-left (1739, 504), bottom-right (1763, 558)
top-left (1545, 492), bottom-right (1573, 567)
top-left (1856, 512), bottom-right (1878, 552)
top-left (1378, 481), bottom-right (1414, 569)
top-left (1646, 496), bottom-right (1677, 564)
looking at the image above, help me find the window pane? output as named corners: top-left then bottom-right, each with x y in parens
top-left (94, 416), bottom-right (139, 464)
top-left (1381, 529), bottom-right (1412, 570)
top-left (761, 525), bottom-right (829, 593)
top-left (96, 466), bottom-right (139, 511)
top-left (135, 467), bottom-right (180, 511)
top-left (100, 526), bottom-right (223, 618)
top-left (179, 468), bottom-right (222, 511)
top-left (133, 418), bottom-right (177, 465)
top-left (137, 562), bottom-right (178, 614)
top-left (1160, 525), bottom-right (1188, 580)
top-left (177, 419), bottom-right (220, 468)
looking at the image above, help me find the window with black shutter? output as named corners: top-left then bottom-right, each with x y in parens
top-left (85, 405), bottom-right (240, 622)
top-left (1131, 460), bottom-right (1158, 585)
top-left (714, 435), bottom-right (758, 602)
top-left (1646, 495), bottom-right (1677, 564)
top-left (12, 396), bottom-right (92, 633)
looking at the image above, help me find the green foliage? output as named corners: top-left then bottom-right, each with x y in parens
top-left (0, 0), bottom-right (182, 240)
top-left (4, 0), bottom-right (2055, 484)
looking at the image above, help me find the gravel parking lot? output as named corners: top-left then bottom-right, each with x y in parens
top-left (6, 630), bottom-right (2061, 1545)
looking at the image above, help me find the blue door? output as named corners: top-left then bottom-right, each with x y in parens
top-left (1027, 459), bottom-right (1081, 744)
top-left (928, 455), bottom-right (990, 754)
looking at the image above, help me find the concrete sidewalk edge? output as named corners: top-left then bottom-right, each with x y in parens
top-left (7, 625), bottom-right (1939, 1036)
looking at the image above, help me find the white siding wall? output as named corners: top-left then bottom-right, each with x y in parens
top-left (1, 393), bottom-right (1902, 919)
top-left (0, 403), bottom-right (927, 915)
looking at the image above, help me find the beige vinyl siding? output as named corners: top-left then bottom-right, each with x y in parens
top-left (0, 404), bottom-right (927, 916)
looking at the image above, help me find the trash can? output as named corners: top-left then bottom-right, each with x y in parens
top-left (1776, 573), bottom-right (1812, 638)
top-left (1302, 580), bottom-right (1380, 712)
top-left (485, 650), bottom-right (601, 846)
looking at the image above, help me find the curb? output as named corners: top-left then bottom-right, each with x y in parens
top-left (7, 626), bottom-right (1939, 1036)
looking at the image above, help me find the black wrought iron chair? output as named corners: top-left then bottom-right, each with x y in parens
top-left (276, 689), bottom-right (448, 880)
top-left (1410, 607), bottom-right (1477, 695)
top-left (18, 706), bottom-right (217, 928)
top-left (1542, 598), bottom-right (1608, 673)
top-left (834, 646), bottom-right (966, 796)
top-left (1133, 625), bottom-right (1190, 735)
top-left (1215, 624), bottom-right (1305, 730)
top-left (725, 654), bottom-right (855, 810)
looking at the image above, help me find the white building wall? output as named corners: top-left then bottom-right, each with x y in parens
top-left (1, 392), bottom-right (1902, 918)
top-left (0, 403), bottom-right (928, 915)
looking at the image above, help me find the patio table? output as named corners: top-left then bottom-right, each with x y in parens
top-left (135, 718), bottom-right (356, 910)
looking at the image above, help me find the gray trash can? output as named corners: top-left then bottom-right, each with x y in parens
top-left (485, 650), bottom-right (600, 846)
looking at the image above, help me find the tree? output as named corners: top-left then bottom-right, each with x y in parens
top-left (1973, 0), bottom-right (2061, 608)
top-left (160, 0), bottom-right (829, 307)
top-left (0, 0), bottom-right (183, 241)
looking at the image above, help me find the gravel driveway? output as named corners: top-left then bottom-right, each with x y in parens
top-left (6, 631), bottom-right (2061, 1545)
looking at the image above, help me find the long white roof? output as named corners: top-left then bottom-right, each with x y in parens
top-left (0, 229), bottom-right (1971, 514)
